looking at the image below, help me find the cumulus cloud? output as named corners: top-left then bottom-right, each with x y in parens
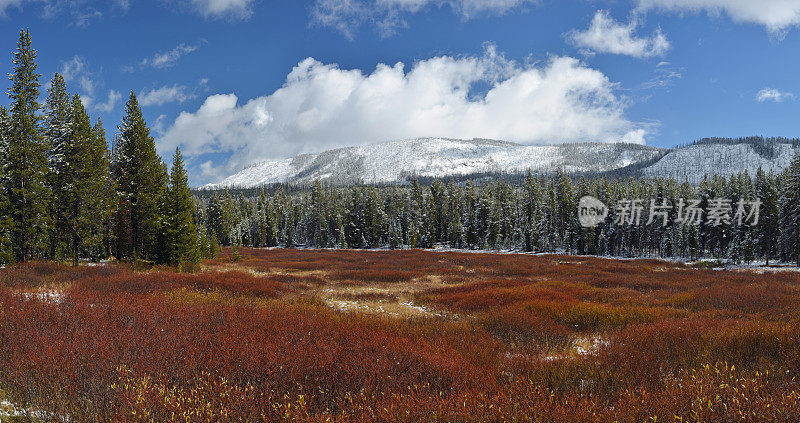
top-left (756, 88), bottom-right (794, 103)
top-left (311, 0), bottom-right (535, 39)
top-left (138, 84), bottom-right (195, 106)
top-left (637, 0), bottom-right (800, 34)
top-left (139, 42), bottom-right (203, 69)
top-left (189, 0), bottom-right (254, 20)
top-left (159, 45), bottom-right (646, 183)
top-left (568, 11), bottom-right (670, 58)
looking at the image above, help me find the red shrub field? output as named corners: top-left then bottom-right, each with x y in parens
top-left (2, 249), bottom-right (800, 421)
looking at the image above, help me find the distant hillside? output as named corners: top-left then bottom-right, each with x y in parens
top-left (203, 136), bottom-right (800, 189)
top-left (204, 138), bottom-right (666, 189)
top-left (641, 137), bottom-right (800, 183)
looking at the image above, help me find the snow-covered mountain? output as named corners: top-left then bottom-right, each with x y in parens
top-left (204, 138), bottom-right (666, 188)
top-left (203, 137), bottom-right (800, 189)
top-left (641, 139), bottom-right (800, 184)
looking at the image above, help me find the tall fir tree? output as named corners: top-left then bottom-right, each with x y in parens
top-left (781, 154), bottom-right (800, 266)
top-left (7, 29), bottom-right (51, 261)
top-left (92, 118), bottom-right (116, 259)
top-left (0, 108), bottom-right (15, 263)
top-left (755, 168), bottom-right (779, 265)
top-left (44, 72), bottom-right (73, 258)
top-left (43, 74), bottom-right (72, 160)
top-left (165, 147), bottom-right (199, 268)
top-left (60, 96), bottom-right (114, 266)
top-left (112, 92), bottom-right (167, 262)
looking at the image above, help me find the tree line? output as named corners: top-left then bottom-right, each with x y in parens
top-left (0, 29), bottom-right (201, 268)
top-left (197, 159), bottom-right (800, 265)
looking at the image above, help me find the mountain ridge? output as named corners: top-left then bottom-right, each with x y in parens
top-left (204, 138), bottom-right (667, 189)
top-left (203, 136), bottom-right (800, 189)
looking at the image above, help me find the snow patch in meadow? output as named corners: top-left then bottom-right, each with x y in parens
top-left (397, 300), bottom-right (448, 318)
top-left (19, 290), bottom-right (65, 304)
top-left (325, 297), bottom-right (447, 318)
top-left (574, 336), bottom-right (609, 356)
top-left (0, 399), bottom-right (58, 421)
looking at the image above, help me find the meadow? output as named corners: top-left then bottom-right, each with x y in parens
top-left (1, 248), bottom-right (800, 421)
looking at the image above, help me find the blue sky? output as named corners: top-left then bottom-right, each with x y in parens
top-left (2, 0), bottom-right (800, 185)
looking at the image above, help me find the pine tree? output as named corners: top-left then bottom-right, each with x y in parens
top-left (43, 73), bottom-right (72, 257)
top-left (781, 154), bottom-right (800, 266)
top-left (0, 108), bottom-right (15, 264)
top-left (7, 29), bottom-right (51, 261)
top-left (205, 194), bottom-right (224, 245)
top-left (165, 147), bottom-right (199, 269)
top-left (93, 119), bottom-right (117, 259)
top-left (220, 189), bottom-right (235, 245)
top-left (112, 92), bottom-right (167, 262)
top-left (755, 168), bottom-right (779, 265)
top-left (210, 231), bottom-right (220, 258)
top-left (60, 95), bottom-right (113, 265)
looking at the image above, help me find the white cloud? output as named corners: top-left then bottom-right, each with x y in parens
top-left (60, 55), bottom-right (121, 112)
top-left (139, 84), bottom-right (195, 106)
top-left (189, 0), bottom-right (254, 20)
top-left (0, 0), bottom-right (25, 16)
top-left (756, 88), bottom-right (794, 103)
top-left (311, 0), bottom-right (535, 39)
top-left (160, 45), bottom-right (646, 183)
top-left (61, 55), bottom-right (98, 96)
top-left (640, 64), bottom-right (682, 89)
top-left (2, 0), bottom-right (112, 26)
top-left (2, 0), bottom-right (250, 21)
top-left (637, 0), bottom-right (800, 34)
top-left (140, 42), bottom-right (202, 69)
top-left (153, 114), bottom-right (169, 136)
top-left (199, 160), bottom-right (227, 183)
top-left (73, 8), bottom-right (102, 27)
top-left (568, 10), bottom-right (670, 58)
top-left (91, 90), bottom-right (122, 112)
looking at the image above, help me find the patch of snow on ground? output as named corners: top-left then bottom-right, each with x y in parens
top-left (397, 301), bottom-right (448, 318)
top-left (19, 290), bottom-right (65, 304)
top-left (0, 399), bottom-right (58, 421)
top-left (574, 336), bottom-right (609, 356)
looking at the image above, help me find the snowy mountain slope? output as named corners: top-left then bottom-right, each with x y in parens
top-left (205, 138), bottom-right (666, 188)
top-left (642, 142), bottom-right (800, 184)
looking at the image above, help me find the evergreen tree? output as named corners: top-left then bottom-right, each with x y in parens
top-left (92, 119), bottom-right (116, 259)
top-left (755, 168), bottom-right (779, 265)
top-left (0, 108), bottom-right (15, 263)
top-left (61, 95), bottom-right (113, 265)
top-left (7, 29), bottom-right (51, 261)
top-left (112, 92), bottom-right (167, 262)
top-left (43, 73), bottom-right (72, 257)
top-left (165, 147), bottom-right (199, 269)
top-left (781, 154), bottom-right (800, 266)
